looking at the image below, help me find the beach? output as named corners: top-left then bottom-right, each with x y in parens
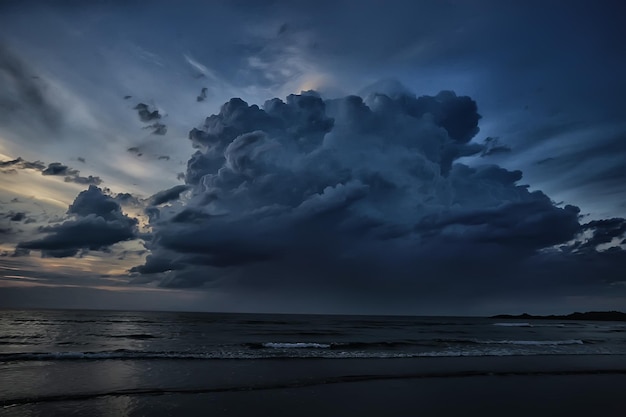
top-left (2, 355), bottom-right (626, 416)
top-left (2, 309), bottom-right (626, 416)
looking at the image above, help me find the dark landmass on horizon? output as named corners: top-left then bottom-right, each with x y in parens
top-left (492, 311), bottom-right (626, 322)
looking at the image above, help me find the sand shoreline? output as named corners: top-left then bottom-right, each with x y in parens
top-left (2, 355), bottom-right (626, 416)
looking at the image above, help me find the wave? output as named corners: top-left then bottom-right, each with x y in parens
top-left (261, 342), bottom-right (331, 349)
top-left (480, 339), bottom-right (584, 346)
top-left (249, 341), bottom-right (422, 350)
top-left (430, 338), bottom-right (586, 346)
top-left (0, 337), bottom-right (592, 362)
top-left (0, 345), bottom-right (608, 363)
top-left (0, 335), bottom-right (44, 339)
top-left (256, 339), bottom-right (586, 349)
top-left (11, 319), bottom-right (155, 325)
top-left (0, 350), bottom-right (224, 362)
top-left (493, 322), bottom-right (588, 329)
top-left (0, 350), bottom-right (520, 362)
top-left (108, 334), bottom-right (158, 340)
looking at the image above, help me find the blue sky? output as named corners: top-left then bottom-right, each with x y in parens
top-left (0, 0), bottom-right (625, 314)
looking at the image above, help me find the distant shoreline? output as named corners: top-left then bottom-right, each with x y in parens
top-left (491, 311), bottom-right (626, 322)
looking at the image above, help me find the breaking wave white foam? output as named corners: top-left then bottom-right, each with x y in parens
top-left (262, 342), bottom-right (331, 349)
top-left (480, 339), bottom-right (584, 346)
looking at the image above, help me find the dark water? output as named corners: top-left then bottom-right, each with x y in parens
top-left (1, 309), bottom-right (625, 360)
top-left (1, 309), bottom-right (626, 416)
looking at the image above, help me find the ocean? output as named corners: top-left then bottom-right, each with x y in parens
top-left (1, 309), bottom-right (626, 416)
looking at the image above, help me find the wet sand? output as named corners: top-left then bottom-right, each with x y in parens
top-left (2, 355), bottom-right (626, 416)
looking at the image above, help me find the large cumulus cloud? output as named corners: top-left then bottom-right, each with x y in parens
top-left (18, 186), bottom-right (138, 258)
top-left (131, 86), bottom-right (625, 306)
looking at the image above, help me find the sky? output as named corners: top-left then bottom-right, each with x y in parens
top-left (0, 0), bottom-right (625, 315)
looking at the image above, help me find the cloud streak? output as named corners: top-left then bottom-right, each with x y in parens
top-left (0, 43), bottom-right (62, 134)
top-left (1, 157), bottom-right (102, 185)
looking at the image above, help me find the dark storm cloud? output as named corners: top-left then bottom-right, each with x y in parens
top-left (68, 185), bottom-right (123, 220)
top-left (243, 0), bottom-right (624, 220)
top-left (18, 215), bottom-right (135, 258)
top-left (145, 122), bottom-right (167, 135)
top-left (132, 102), bottom-right (167, 135)
top-left (577, 218), bottom-right (626, 252)
top-left (148, 185), bottom-right (189, 206)
top-left (196, 87), bottom-right (208, 102)
top-left (18, 185), bottom-right (138, 257)
top-left (144, 206), bottom-right (160, 222)
top-left (0, 157), bottom-right (46, 172)
top-left (127, 147), bottom-right (143, 157)
top-left (8, 212), bottom-right (26, 222)
top-left (68, 174), bottom-right (102, 185)
top-left (129, 85), bottom-right (625, 299)
top-left (134, 103), bottom-right (161, 122)
top-left (42, 162), bottom-right (78, 176)
top-left (112, 192), bottom-right (142, 207)
top-left (169, 208), bottom-right (213, 224)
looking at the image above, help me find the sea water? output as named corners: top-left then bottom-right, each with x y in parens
top-left (2, 309), bottom-right (624, 360)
